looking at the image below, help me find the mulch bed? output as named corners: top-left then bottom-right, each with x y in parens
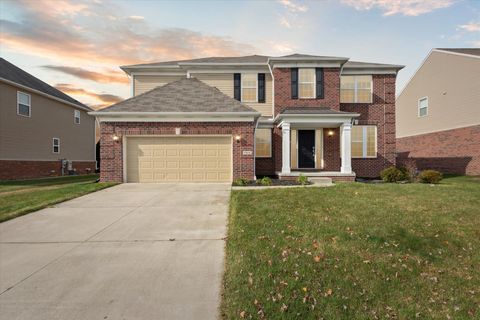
top-left (232, 179), bottom-right (312, 187)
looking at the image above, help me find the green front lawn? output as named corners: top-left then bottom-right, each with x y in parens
top-left (0, 175), bottom-right (117, 222)
top-left (222, 176), bottom-right (480, 319)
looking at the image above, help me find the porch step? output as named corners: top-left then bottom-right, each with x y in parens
top-left (309, 177), bottom-right (333, 186)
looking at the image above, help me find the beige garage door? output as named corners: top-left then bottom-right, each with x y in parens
top-left (126, 136), bottom-right (232, 183)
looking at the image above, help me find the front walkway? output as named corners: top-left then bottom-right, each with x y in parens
top-left (0, 183), bottom-right (230, 320)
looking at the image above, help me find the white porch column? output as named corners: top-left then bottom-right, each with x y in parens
top-left (340, 122), bottom-right (352, 174)
top-left (281, 122), bottom-right (291, 174)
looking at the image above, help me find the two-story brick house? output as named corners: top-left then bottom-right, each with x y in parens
top-left (91, 54), bottom-right (403, 183)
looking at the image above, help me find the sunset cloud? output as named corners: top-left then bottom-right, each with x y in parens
top-left (279, 0), bottom-right (308, 13)
top-left (1, 0), bottom-right (255, 68)
top-left (43, 66), bottom-right (129, 84)
top-left (458, 22), bottom-right (480, 32)
top-left (341, 0), bottom-right (455, 16)
top-left (55, 83), bottom-right (123, 109)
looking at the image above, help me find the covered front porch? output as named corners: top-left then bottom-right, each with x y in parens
top-left (275, 108), bottom-right (359, 181)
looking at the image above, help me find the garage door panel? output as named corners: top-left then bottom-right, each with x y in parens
top-left (127, 136), bottom-right (231, 183)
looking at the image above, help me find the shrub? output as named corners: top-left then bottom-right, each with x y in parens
top-left (297, 174), bottom-right (309, 185)
top-left (233, 178), bottom-right (249, 186)
top-left (380, 166), bottom-right (408, 182)
top-left (418, 170), bottom-right (443, 184)
top-left (259, 176), bottom-right (272, 186)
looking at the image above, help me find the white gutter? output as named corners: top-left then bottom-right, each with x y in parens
top-left (89, 111), bottom-right (261, 117)
top-left (0, 77), bottom-right (92, 112)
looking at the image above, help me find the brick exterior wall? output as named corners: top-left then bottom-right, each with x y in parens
top-left (341, 74), bottom-right (397, 178)
top-left (274, 68), bottom-right (341, 114)
top-left (0, 160), bottom-right (95, 180)
top-left (100, 121), bottom-right (255, 182)
top-left (397, 125), bottom-right (480, 175)
top-left (262, 69), bottom-right (397, 178)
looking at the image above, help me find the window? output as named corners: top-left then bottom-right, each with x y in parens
top-left (241, 73), bottom-right (257, 102)
top-left (17, 91), bottom-right (31, 117)
top-left (74, 110), bottom-right (81, 124)
top-left (340, 75), bottom-right (372, 103)
top-left (298, 68), bottom-right (315, 98)
top-left (255, 129), bottom-right (272, 158)
top-left (52, 138), bottom-right (60, 154)
top-left (418, 97), bottom-right (428, 117)
top-left (351, 125), bottom-right (376, 158)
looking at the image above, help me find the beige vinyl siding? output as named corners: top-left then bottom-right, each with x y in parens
top-left (0, 82), bottom-right (95, 161)
top-left (396, 51), bottom-right (480, 138)
top-left (134, 75), bottom-right (185, 96)
top-left (191, 73), bottom-right (273, 117)
top-left (126, 136), bottom-right (231, 183)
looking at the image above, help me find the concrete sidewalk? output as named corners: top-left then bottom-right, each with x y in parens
top-left (0, 183), bottom-right (230, 320)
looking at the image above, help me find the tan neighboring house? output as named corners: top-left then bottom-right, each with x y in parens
top-left (0, 58), bottom-right (96, 180)
top-left (396, 48), bottom-right (480, 175)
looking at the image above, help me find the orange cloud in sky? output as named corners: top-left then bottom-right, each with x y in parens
top-left (43, 66), bottom-right (129, 84)
top-left (1, 0), bottom-right (255, 67)
top-left (54, 83), bottom-right (123, 110)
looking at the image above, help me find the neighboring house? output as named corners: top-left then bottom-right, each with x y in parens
top-left (396, 48), bottom-right (480, 175)
top-left (0, 58), bottom-right (96, 180)
top-left (91, 54), bottom-right (403, 183)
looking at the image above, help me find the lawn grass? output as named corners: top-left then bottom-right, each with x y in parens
top-left (0, 175), bottom-right (117, 222)
top-left (222, 176), bottom-right (480, 319)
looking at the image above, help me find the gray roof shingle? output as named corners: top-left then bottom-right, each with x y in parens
top-left (436, 48), bottom-right (480, 57)
top-left (123, 55), bottom-right (269, 68)
top-left (100, 77), bottom-right (258, 113)
top-left (0, 58), bottom-right (89, 109)
top-left (122, 53), bottom-right (402, 69)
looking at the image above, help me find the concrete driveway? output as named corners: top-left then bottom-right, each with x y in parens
top-left (0, 183), bottom-right (230, 320)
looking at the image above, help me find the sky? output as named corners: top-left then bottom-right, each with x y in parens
top-left (1, 0), bottom-right (479, 109)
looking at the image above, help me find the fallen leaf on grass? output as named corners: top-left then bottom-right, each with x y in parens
top-left (240, 310), bottom-right (246, 318)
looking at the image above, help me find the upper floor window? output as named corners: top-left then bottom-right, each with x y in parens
top-left (418, 97), bottom-right (428, 117)
top-left (74, 110), bottom-right (81, 124)
top-left (17, 91), bottom-right (31, 117)
top-left (52, 138), bottom-right (60, 154)
top-left (351, 125), bottom-right (377, 158)
top-left (340, 75), bottom-right (372, 103)
top-left (241, 73), bottom-right (257, 102)
top-left (255, 128), bottom-right (272, 158)
top-left (298, 68), bottom-right (315, 99)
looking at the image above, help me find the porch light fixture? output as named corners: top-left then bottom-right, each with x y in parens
top-left (235, 135), bottom-right (241, 143)
top-left (328, 130), bottom-right (335, 137)
top-left (112, 135), bottom-right (119, 142)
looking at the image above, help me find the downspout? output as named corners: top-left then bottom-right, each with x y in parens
top-left (267, 60), bottom-right (275, 121)
top-left (253, 118), bottom-right (259, 180)
top-left (383, 76), bottom-right (387, 167)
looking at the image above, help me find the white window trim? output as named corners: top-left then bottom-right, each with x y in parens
top-left (298, 68), bottom-right (316, 99)
top-left (52, 138), bottom-right (60, 154)
top-left (418, 96), bottom-right (428, 117)
top-left (74, 110), bottom-right (81, 124)
top-left (341, 75), bottom-right (373, 103)
top-left (255, 128), bottom-right (272, 158)
top-left (351, 125), bottom-right (377, 159)
top-left (241, 73), bottom-right (258, 103)
top-left (17, 91), bottom-right (31, 117)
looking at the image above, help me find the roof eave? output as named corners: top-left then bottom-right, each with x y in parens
top-left (89, 111), bottom-right (261, 117)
